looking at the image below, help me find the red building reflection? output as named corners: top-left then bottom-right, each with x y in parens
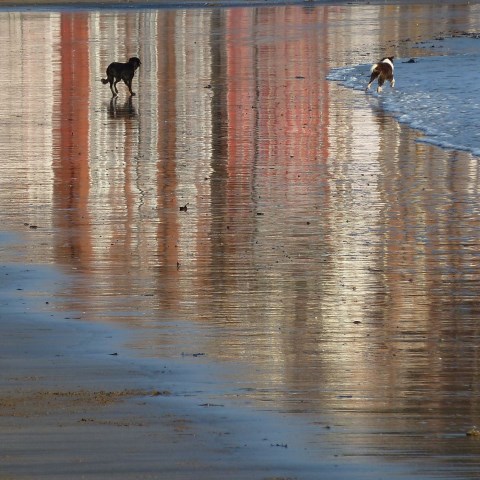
top-left (225, 6), bottom-right (330, 188)
top-left (53, 13), bottom-right (91, 265)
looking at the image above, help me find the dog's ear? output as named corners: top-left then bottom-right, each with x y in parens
top-left (389, 56), bottom-right (395, 62)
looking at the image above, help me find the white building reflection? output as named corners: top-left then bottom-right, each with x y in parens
top-left (0, 13), bottom-right (58, 235)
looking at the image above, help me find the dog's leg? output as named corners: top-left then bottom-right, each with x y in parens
top-left (125, 79), bottom-right (136, 96)
top-left (113, 79), bottom-right (120, 95)
top-left (108, 78), bottom-right (117, 97)
top-left (390, 78), bottom-right (395, 88)
top-left (377, 76), bottom-right (385, 93)
top-left (105, 75), bottom-right (116, 96)
top-left (366, 72), bottom-right (378, 92)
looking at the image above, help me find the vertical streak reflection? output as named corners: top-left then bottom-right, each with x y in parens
top-left (54, 13), bottom-right (91, 266)
top-left (1, 8), bottom-right (480, 469)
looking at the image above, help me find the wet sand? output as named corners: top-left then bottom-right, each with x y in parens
top-left (2, 1), bottom-right (480, 479)
top-left (0, 260), bottom-right (349, 479)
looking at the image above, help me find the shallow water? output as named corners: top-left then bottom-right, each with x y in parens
top-left (328, 36), bottom-right (480, 155)
top-left (1, 2), bottom-right (480, 478)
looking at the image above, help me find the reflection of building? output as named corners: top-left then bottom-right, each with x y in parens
top-left (3, 7), bottom-right (480, 462)
top-left (0, 13), bottom-right (58, 241)
top-left (224, 6), bottom-right (331, 222)
top-left (54, 13), bottom-right (92, 265)
top-left (212, 6), bottom-right (335, 363)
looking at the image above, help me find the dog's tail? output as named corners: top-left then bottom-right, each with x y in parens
top-left (370, 63), bottom-right (379, 73)
top-left (101, 78), bottom-right (109, 85)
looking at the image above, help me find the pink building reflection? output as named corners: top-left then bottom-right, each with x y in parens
top-left (54, 13), bottom-right (92, 266)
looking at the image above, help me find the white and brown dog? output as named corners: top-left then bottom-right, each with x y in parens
top-left (366, 56), bottom-right (395, 93)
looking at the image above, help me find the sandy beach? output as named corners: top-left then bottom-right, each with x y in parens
top-left (2, 1), bottom-right (480, 479)
top-left (1, 256), bottom-right (346, 479)
top-left (0, 262), bottom-right (299, 479)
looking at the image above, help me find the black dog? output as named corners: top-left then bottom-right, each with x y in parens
top-left (102, 57), bottom-right (141, 97)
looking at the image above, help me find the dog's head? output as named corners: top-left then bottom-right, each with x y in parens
top-left (382, 56), bottom-right (394, 64)
top-left (128, 57), bottom-right (142, 70)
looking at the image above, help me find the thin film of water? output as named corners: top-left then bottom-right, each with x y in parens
top-left (1, 4), bottom-right (480, 477)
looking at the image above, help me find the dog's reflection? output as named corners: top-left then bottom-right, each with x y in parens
top-left (108, 96), bottom-right (136, 119)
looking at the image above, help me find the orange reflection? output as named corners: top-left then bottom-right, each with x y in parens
top-left (54, 13), bottom-right (91, 266)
